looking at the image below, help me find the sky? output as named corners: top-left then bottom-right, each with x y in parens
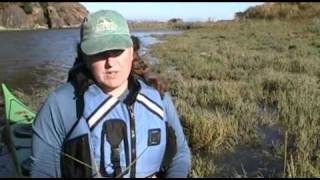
top-left (80, 2), bottom-right (265, 22)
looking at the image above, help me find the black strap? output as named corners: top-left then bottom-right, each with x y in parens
top-left (76, 93), bottom-right (84, 121)
top-left (159, 122), bottom-right (177, 177)
top-left (111, 148), bottom-right (121, 176)
top-left (100, 119), bottom-right (129, 178)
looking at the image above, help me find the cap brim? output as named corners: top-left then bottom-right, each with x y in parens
top-left (80, 34), bottom-right (133, 55)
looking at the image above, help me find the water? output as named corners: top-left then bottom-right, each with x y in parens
top-left (0, 28), bottom-right (182, 94)
top-left (0, 28), bottom-right (181, 177)
top-left (214, 105), bottom-right (284, 178)
top-left (133, 30), bottom-right (182, 64)
top-left (0, 28), bottom-right (79, 94)
top-left (214, 125), bottom-right (283, 178)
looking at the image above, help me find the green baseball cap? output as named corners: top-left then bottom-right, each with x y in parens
top-left (80, 10), bottom-right (133, 55)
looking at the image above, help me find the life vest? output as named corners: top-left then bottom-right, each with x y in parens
top-left (61, 78), bottom-right (173, 178)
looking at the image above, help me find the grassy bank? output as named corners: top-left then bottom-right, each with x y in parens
top-left (129, 21), bottom-right (212, 30)
top-left (148, 19), bottom-right (320, 177)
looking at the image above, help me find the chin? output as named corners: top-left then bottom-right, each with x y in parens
top-left (100, 80), bottom-right (121, 89)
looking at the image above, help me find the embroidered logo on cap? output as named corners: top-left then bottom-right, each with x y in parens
top-left (95, 18), bottom-right (117, 33)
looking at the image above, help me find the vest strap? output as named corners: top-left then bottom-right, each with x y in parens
top-left (136, 93), bottom-right (164, 120)
top-left (86, 96), bottom-right (119, 130)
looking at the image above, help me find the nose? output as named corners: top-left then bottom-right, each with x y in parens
top-left (105, 57), bottom-right (119, 68)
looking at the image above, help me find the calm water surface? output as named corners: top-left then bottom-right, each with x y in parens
top-left (0, 28), bottom-right (181, 94)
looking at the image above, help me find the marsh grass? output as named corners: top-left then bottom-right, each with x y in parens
top-left (149, 19), bottom-right (320, 177)
top-left (236, 3), bottom-right (320, 21)
top-left (129, 21), bottom-right (214, 31)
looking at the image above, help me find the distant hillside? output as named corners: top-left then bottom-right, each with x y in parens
top-left (0, 2), bottom-right (88, 29)
top-left (235, 3), bottom-right (320, 20)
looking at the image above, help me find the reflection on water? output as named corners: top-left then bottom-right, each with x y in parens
top-left (0, 28), bottom-right (79, 94)
top-left (0, 28), bottom-right (181, 95)
top-left (214, 124), bottom-right (283, 178)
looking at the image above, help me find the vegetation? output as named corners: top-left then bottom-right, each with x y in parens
top-left (22, 2), bottom-right (33, 14)
top-left (129, 20), bottom-right (212, 30)
top-left (236, 3), bottom-right (320, 20)
top-left (39, 2), bottom-right (49, 17)
top-left (147, 18), bottom-right (320, 177)
top-left (0, 2), bottom-right (13, 9)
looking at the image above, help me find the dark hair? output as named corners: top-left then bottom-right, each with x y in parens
top-left (67, 43), bottom-right (94, 96)
top-left (131, 35), bottom-right (140, 52)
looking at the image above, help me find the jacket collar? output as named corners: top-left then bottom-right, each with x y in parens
top-left (123, 74), bottom-right (141, 106)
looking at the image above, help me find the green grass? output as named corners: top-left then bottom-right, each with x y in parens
top-left (148, 19), bottom-right (320, 177)
top-left (129, 21), bottom-right (213, 30)
top-left (236, 3), bottom-right (320, 20)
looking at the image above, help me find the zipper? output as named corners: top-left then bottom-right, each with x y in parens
top-left (128, 105), bottom-right (136, 178)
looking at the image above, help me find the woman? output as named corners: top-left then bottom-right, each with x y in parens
top-left (31, 10), bottom-right (190, 178)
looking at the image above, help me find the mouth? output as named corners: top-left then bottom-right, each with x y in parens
top-left (105, 71), bottom-right (118, 78)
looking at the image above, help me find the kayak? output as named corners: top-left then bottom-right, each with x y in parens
top-left (1, 83), bottom-right (35, 177)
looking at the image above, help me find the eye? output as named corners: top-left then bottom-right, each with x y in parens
top-left (107, 50), bottom-right (124, 57)
top-left (86, 49), bottom-right (124, 62)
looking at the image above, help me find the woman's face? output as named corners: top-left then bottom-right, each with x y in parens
top-left (86, 47), bottom-right (133, 92)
